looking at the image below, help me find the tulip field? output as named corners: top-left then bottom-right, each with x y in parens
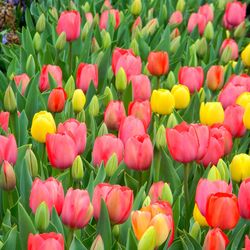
top-left (2, 0), bottom-right (250, 249)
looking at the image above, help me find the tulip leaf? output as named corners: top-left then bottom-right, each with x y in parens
top-left (133, 182), bottom-right (147, 210)
top-left (124, 173), bottom-right (138, 194)
top-left (228, 221), bottom-right (248, 249)
top-left (138, 36), bottom-right (150, 61)
top-left (48, 73), bottom-right (58, 89)
top-left (70, 235), bottom-right (88, 250)
top-left (51, 207), bottom-right (65, 237)
top-left (17, 111), bottom-right (29, 146)
top-left (93, 164), bottom-right (106, 186)
top-left (80, 25), bottom-right (94, 62)
top-left (2, 226), bottom-right (17, 250)
top-left (168, 239), bottom-right (183, 250)
top-left (86, 172), bottom-right (94, 199)
top-left (125, 229), bottom-right (137, 250)
top-left (182, 93), bottom-right (200, 123)
top-left (122, 83), bottom-right (133, 113)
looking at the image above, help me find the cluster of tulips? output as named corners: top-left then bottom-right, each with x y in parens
top-left (1, 0), bottom-right (250, 249)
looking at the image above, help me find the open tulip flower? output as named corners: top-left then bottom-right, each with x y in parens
top-left (1, 0), bottom-right (250, 249)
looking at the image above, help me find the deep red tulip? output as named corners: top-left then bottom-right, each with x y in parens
top-left (92, 183), bottom-right (133, 224)
top-left (13, 73), bottom-right (30, 95)
top-left (29, 177), bottom-right (64, 215)
top-left (48, 87), bottom-right (67, 113)
top-left (169, 11), bottom-right (183, 25)
top-left (56, 10), bottom-right (81, 41)
top-left (147, 51), bottom-right (169, 76)
top-left (0, 134), bottom-right (17, 165)
top-left (198, 4), bottom-right (214, 22)
top-left (99, 9), bottom-right (120, 30)
top-left (206, 65), bottom-right (224, 91)
top-left (0, 112), bottom-right (9, 132)
top-left (203, 228), bottom-right (229, 250)
top-left (220, 38), bottom-right (238, 61)
top-left (238, 178), bottom-right (250, 219)
top-left (187, 13), bottom-right (207, 35)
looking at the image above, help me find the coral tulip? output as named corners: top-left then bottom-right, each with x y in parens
top-left (147, 51), bottom-right (169, 76)
top-left (47, 87), bottom-right (67, 113)
top-left (203, 228), bottom-right (229, 250)
top-left (206, 65), bottom-right (224, 91)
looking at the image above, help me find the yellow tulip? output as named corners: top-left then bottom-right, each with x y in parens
top-left (150, 89), bottom-right (175, 115)
top-left (193, 203), bottom-right (208, 227)
top-left (31, 111), bottom-right (56, 143)
top-left (72, 89), bottom-right (86, 113)
top-left (199, 102), bottom-right (224, 126)
top-left (171, 85), bottom-right (190, 109)
top-left (241, 43), bottom-right (250, 67)
top-left (236, 92), bottom-right (250, 109)
top-left (243, 103), bottom-right (250, 129)
top-left (229, 154), bottom-right (250, 182)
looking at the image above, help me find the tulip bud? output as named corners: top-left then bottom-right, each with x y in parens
top-left (101, 30), bottom-right (111, 49)
top-left (176, 0), bottom-right (185, 12)
top-left (221, 46), bottom-right (232, 64)
top-left (189, 44), bottom-right (198, 67)
top-left (166, 71), bottom-right (176, 89)
top-left (142, 196), bottom-right (151, 207)
top-left (50, 7), bottom-right (58, 21)
top-left (105, 153), bottom-right (118, 177)
top-left (207, 166), bottom-right (221, 181)
top-left (162, 4), bottom-right (168, 21)
top-left (36, 14), bottom-right (46, 33)
top-left (148, 8), bottom-right (154, 20)
top-left (72, 89), bottom-right (86, 113)
top-left (4, 85), bottom-right (16, 113)
top-left (77, 110), bottom-right (86, 123)
top-left (35, 202), bottom-right (50, 232)
top-left (216, 160), bottom-right (226, 181)
top-left (138, 226), bottom-right (156, 250)
top-left (96, 51), bottom-right (104, 67)
top-left (204, 21), bottom-right (214, 40)
top-left (198, 88), bottom-right (205, 103)
top-left (98, 123), bottom-right (108, 136)
top-left (103, 87), bottom-right (113, 106)
top-left (82, 22), bottom-right (91, 41)
top-left (190, 222), bottom-right (201, 243)
top-left (33, 32), bottom-right (41, 52)
top-left (26, 54), bottom-right (36, 77)
top-left (217, 159), bottom-right (230, 183)
top-left (92, 38), bottom-right (100, 53)
top-left (55, 32), bottom-right (66, 51)
top-left (90, 235), bottom-right (104, 250)
top-left (234, 22), bottom-right (246, 38)
top-left (115, 67), bottom-right (127, 92)
top-left (170, 36), bottom-right (181, 54)
top-left (0, 161), bottom-right (16, 191)
top-left (196, 37), bottom-right (207, 58)
top-left (161, 183), bottom-right (173, 205)
top-left (71, 156), bottom-right (84, 181)
top-left (130, 39), bottom-right (140, 56)
top-left (107, 67), bottom-right (114, 82)
top-left (112, 225), bottom-right (120, 239)
top-left (65, 76), bottom-right (75, 99)
top-left (167, 113), bottom-right (178, 128)
top-left (142, 19), bottom-right (159, 37)
top-left (93, 13), bottom-right (99, 26)
top-left (156, 125), bottom-right (167, 149)
top-left (83, 2), bottom-right (90, 13)
top-left (131, 0), bottom-right (142, 16)
top-left (25, 147), bottom-right (38, 178)
top-left (89, 95), bottom-right (99, 117)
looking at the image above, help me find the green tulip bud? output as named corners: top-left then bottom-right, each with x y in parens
top-left (71, 156), bottom-right (84, 181)
top-left (89, 95), bottom-right (99, 117)
top-left (130, 39), bottom-right (140, 56)
top-left (112, 225), bottom-right (120, 239)
top-left (101, 30), bottom-right (111, 49)
top-left (142, 196), bottom-right (151, 207)
top-left (189, 44), bottom-right (198, 67)
top-left (50, 7), bottom-right (58, 21)
top-left (115, 67), bottom-right (127, 92)
top-left (167, 113), bottom-right (178, 128)
top-left (196, 37), bottom-right (207, 58)
top-left (105, 153), bottom-right (118, 177)
top-left (207, 166), bottom-right (221, 181)
top-left (93, 14), bottom-right (100, 27)
top-left (176, 0), bottom-right (185, 12)
top-left (142, 18), bottom-right (159, 37)
top-left (221, 46), bottom-right (232, 64)
top-left (234, 22), bottom-right (246, 38)
top-left (25, 147), bottom-right (38, 178)
top-left (26, 54), bottom-right (36, 77)
top-left (217, 159), bottom-right (230, 182)
top-left (82, 22), bottom-right (91, 41)
top-left (36, 13), bottom-right (46, 33)
top-left (198, 88), bottom-right (206, 103)
top-left (156, 125), bottom-right (167, 149)
top-left (33, 32), bottom-right (41, 52)
top-left (103, 86), bottom-right (113, 106)
top-left (90, 235), bottom-right (104, 250)
top-left (98, 123), bottom-right (108, 137)
top-left (35, 202), bottom-right (50, 232)
top-left (92, 38), bottom-right (100, 53)
top-left (162, 4), bottom-right (168, 21)
top-left (83, 2), bottom-right (90, 13)
top-left (170, 36), bottom-right (181, 54)
top-left (4, 85), bottom-right (17, 113)
top-left (147, 8), bottom-right (154, 20)
top-left (96, 51), bottom-right (104, 67)
top-left (77, 109), bottom-right (86, 123)
top-left (0, 161), bottom-right (16, 191)
top-left (161, 183), bottom-right (173, 205)
top-left (138, 226), bottom-right (156, 250)
top-left (166, 71), bottom-right (176, 89)
top-left (55, 32), bottom-right (66, 50)
top-left (190, 222), bottom-right (201, 243)
top-left (131, 0), bottom-right (142, 16)
top-left (204, 22), bottom-right (214, 40)
top-left (65, 76), bottom-right (75, 99)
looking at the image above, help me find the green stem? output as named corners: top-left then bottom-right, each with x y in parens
top-left (69, 42), bottom-right (73, 75)
top-left (7, 191), bottom-right (13, 208)
top-left (184, 163), bottom-right (190, 231)
top-left (66, 229), bottom-right (74, 250)
top-left (154, 149), bottom-right (161, 182)
top-left (157, 77), bottom-right (160, 89)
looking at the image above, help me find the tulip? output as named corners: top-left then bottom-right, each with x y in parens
top-left (246, 236), bottom-right (250, 250)
top-left (0, 111), bottom-right (9, 132)
top-left (124, 134), bottom-right (153, 171)
top-left (243, 103), bottom-right (250, 129)
top-left (150, 89), bottom-right (175, 115)
top-left (76, 63), bottom-right (98, 93)
top-left (230, 154), bottom-right (250, 182)
top-left (72, 89), bottom-right (86, 113)
top-left (171, 85), bottom-right (190, 109)
top-left (156, 125), bottom-right (167, 148)
top-left (170, 28), bottom-right (180, 40)
top-left (223, 1), bottom-right (246, 29)
top-left (147, 51), bottom-right (169, 76)
top-left (47, 87), bottom-right (67, 113)
top-left (203, 228), bottom-right (229, 250)
top-left (206, 193), bottom-right (240, 230)
top-left (169, 11), bottom-right (183, 26)
top-left (238, 178), bottom-right (250, 219)
top-left (89, 96), bottom-right (100, 116)
top-left (148, 182), bottom-right (173, 204)
top-left (198, 4), bottom-right (214, 22)
top-left (236, 92), bottom-right (250, 109)
top-left (187, 13), bottom-right (207, 35)
top-left (0, 134), bottom-right (17, 165)
top-left (36, 13), bottom-right (46, 33)
top-left (193, 203), bottom-right (208, 227)
top-left (28, 233), bottom-right (64, 250)
top-left (56, 10), bottom-right (81, 41)
top-left (92, 134), bottom-right (124, 166)
top-left (129, 74), bottom-right (151, 101)
top-left (112, 48), bottom-right (134, 73)
top-left (61, 188), bottom-right (93, 229)
top-left (57, 119), bottom-right (87, 155)
top-left (204, 21), bottom-right (214, 40)
top-left (46, 133), bottom-right (77, 169)
top-left (178, 66), bottom-right (204, 93)
top-left (99, 9), bottom-right (120, 30)
top-left (13, 73), bottom-right (30, 95)
top-left (92, 183), bottom-right (133, 224)
top-left (0, 161), bottom-right (16, 191)
top-left (223, 105), bottom-right (246, 137)
top-left (220, 39), bottom-right (238, 61)
top-left (31, 111), bottom-right (56, 143)
top-left (85, 12), bottom-right (93, 24)
top-left (39, 65), bottom-right (63, 92)
top-left (118, 116), bottom-right (146, 145)
top-left (131, 0), bottom-right (142, 16)
top-left (29, 177), bottom-right (64, 215)
top-left (241, 43), bottom-right (250, 67)
top-left (128, 101), bottom-right (151, 129)
top-left (206, 65), bottom-right (224, 91)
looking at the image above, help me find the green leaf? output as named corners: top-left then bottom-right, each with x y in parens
top-left (17, 111), bottom-right (29, 146)
top-left (2, 226), bottom-right (17, 250)
top-left (122, 83), bottom-right (133, 113)
top-left (124, 173), bottom-right (138, 193)
top-left (125, 229), bottom-right (137, 250)
top-left (94, 164), bottom-right (106, 186)
top-left (51, 207), bottom-right (65, 237)
top-left (70, 235), bottom-right (88, 250)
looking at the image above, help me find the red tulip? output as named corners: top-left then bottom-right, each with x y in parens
top-left (118, 116), bottom-right (146, 145)
top-left (76, 63), bottom-right (98, 93)
top-left (56, 10), bottom-right (81, 41)
top-left (169, 11), bottom-right (183, 25)
top-left (61, 188), bottom-right (93, 229)
top-left (0, 134), bottom-right (17, 165)
top-left (223, 1), bottom-right (246, 29)
top-left (206, 192), bottom-right (240, 230)
top-left (178, 66), bottom-right (204, 93)
top-left (57, 119), bottom-right (87, 155)
top-left (198, 4), bottom-right (214, 22)
top-left (0, 112), bottom-right (9, 132)
top-left (124, 134), bottom-right (153, 171)
top-left (29, 177), bottom-right (64, 215)
top-left (99, 9), bottom-right (120, 30)
top-left (28, 232), bottom-right (64, 250)
top-left (220, 38), bottom-right (238, 61)
top-left (92, 134), bottom-right (124, 166)
top-left (238, 178), bottom-right (250, 219)
top-left (92, 183), bottom-right (133, 224)
top-left (147, 51), bottom-right (169, 76)
top-left (206, 65), bottom-right (224, 91)
top-left (224, 105), bottom-right (246, 137)
top-left (128, 101), bottom-right (151, 129)
top-left (47, 87), bottom-right (67, 113)
top-left (112, 48), bottom-right (134, 73)
top-left (39, 65), bottom-right (63, 92)
top-left (203, 228), bottom-right (229, 250)
top-left (245, 236), bottom-right (250, 250)
top-left (187, 13), bottom-right (207, 35)
top-left (148, 181), bottom-right (165, 203)
top-left (195, 179), bottom-right (232, 216)
top-left (46, 133), bottom-right (77, 169)
top-left (13, 73), bottom-right (30, 95)
top-left (104, 101), bottom-right (126, 130)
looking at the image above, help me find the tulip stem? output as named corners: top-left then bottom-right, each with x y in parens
top-left (184, 163), bottom-right (190, 230)
top-left (66, 229), bottom-right (74, 250)
top-left (69, 42), bottom-right (73, 75)
top-left (154, 149), bottom-right (161, 182)
top-left (7, 191), bottom-right (13, 208)
top-left (157, 77), bottom-right (160, 89)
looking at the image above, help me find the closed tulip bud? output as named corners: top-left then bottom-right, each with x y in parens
top-left (35, 202), bottom-right (50, 232)
top-left (115, 67), bottom-right (127, 92)
top-left (142, 19), bottom-right (159, 37)
top-left (55, 32), bottom-right (66, 51)
top-left (36, 13), bottom-right (46, 33)
top-left (71, 156), bottom-right (84, 181)
top-left (190, 222), bottom-right (201, 242)
top-left (147, 51), bottom-right (169, 76)
top-left (4, 85), bottom-right (17, 112)
top-left (243, 103), bottom-right (250, 129)
top-left (161, 183), bottom-right (173, 205)
top-left (90, 235), bottom-right (104, 250)
top-left (25, 147), bottom-right (38, 178)
top-left (81, 22), bottom-right (91, 41)
top-left (166, 71), bottom-right (176, 89)
top-left (241, 43), bottom-right (250, 67)
top-left (162, 5), bottom-right (168, 21)
top-left (230, 154), bottom-right (250, 182)
top-left (50, 7), bottom-right (58, 21)
top-left (138, 226), bottom-right (156, 250)
top-left (198, 88), bottom-right (205, 103)
top-left (206, 65), bottom-right (224, 91)
top-left (147, 8), bottom-right (154, 20)
top-left (156, 125), bottom-right (167, 149)
top-left (83, 2), bottom-right (90, 12)
top-left (171, 85), bottom-right (190, 109)
top-left (112, 225), bottom-right (120, 239)
top-left (170, 36), bottom-right (180, 54)
top-left (189, 44), bottom-right (198, 67)
top-left (98, 123), bottom-right (108, 136)
top-left (96, 51), bottom-right (104, 67)
top-left (33, 32), bottom-right (41, 52)
top-left (142, 196), bottom-right (151, 207)
top-left (217, 159), bottom-right (229, 182)
top-left (26, 54), bottom-right (35, 77)
top-left (221, 46), bottom-right (232, 64)
top-left (234, 22), bottom-right (246, 38)
top-left (193, 204), bottom-right (208, 227)
top-left (101, 30), bottom-right (111, 48)
top-left (89, 95), bottom-right (99, 117)
top-left (196, 37), bottom-right (207, 58)
top-left (203, 21), bottom-right (214, 40)
top-left (92, 37), bottom-right (100, 53)
top-left (72, 89), bottom-right (86, 113)
top-left (176, 0), bottom-right (185, 12)
top-left (166, 113), bottom-right (178, 128)
top-left (207, 166), bottom-right (221, 181)
top-left (131, 0), bottom-right (142, 16)
top-left (0, 161), bottom-right (16, 191)
top-left (105, 153), bottom-right (118, 177)
top-left (170, 28), bottom-right (180, 40)
top-left (64, 76), bottom-right (75, 99)
top-left (130, 39), bottom-right (140, 56)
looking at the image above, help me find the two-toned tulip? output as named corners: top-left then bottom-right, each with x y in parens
top-left (220, 38), bottom-right (239, 61)
top-left (13, 73), bottom-right (30, 95)
top-left (187, 13), bottom-right (207, 35)
top-left (206, 65), bottom-right (224, 91)
top-left (148, 182), bottom-right (173, 204)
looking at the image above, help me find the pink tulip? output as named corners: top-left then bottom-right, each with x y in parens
top-left (178, 66), bottom-right (204, 93)
top-left (57, 119), bottom-right (87, 155)
top-left (99, 9), bottom-right (120, 30)
top-left (220, 38), bottom-right (238, 61)
top-left (112, 48), bottom-right (134, 73)
top-left (169, 11), bottom-right (183, 25)
top-left (104, 101), bottom-right (126, 130)
top-left (56, 10), bottom-right (81, 41)
top-left (0, 112), bottom-right (9, 132)
top-left (92, 134), bottom-right (124, 166)
top-left (198, 4), bottom-right (214, 22)
top-left (203, 228), bottom-right (229, 250)
top-left (46, 133), bottom-right (77, 169)
top-left (13, 73), bottom-right (30, 95)
top-left (29, 177), bottom-right (64, 215)
top-left (104, 0), bottom-right (112, 9)
top-left (238, 178), bottom-right (250, 219)
top-left (148, 181), bottom-right (165, 203)
top-left (76, 63), bottom-right (98, 93)
top-left (124, 134), bottom-right (153, 171)
top-left (187, 13), bottom-right (207, 35)
top-left (39, 65), bottom-right (63, 92)
top-left (92, 183), bottom-right (133, 224)
top-left (0, 134), bottom-right (17, 165)
top-left (61, 188), bottom-right (93, 229)
top-left (245, 236), bottom-right (250, 250)
top-left (118, 116), bottom-right (146, 145)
